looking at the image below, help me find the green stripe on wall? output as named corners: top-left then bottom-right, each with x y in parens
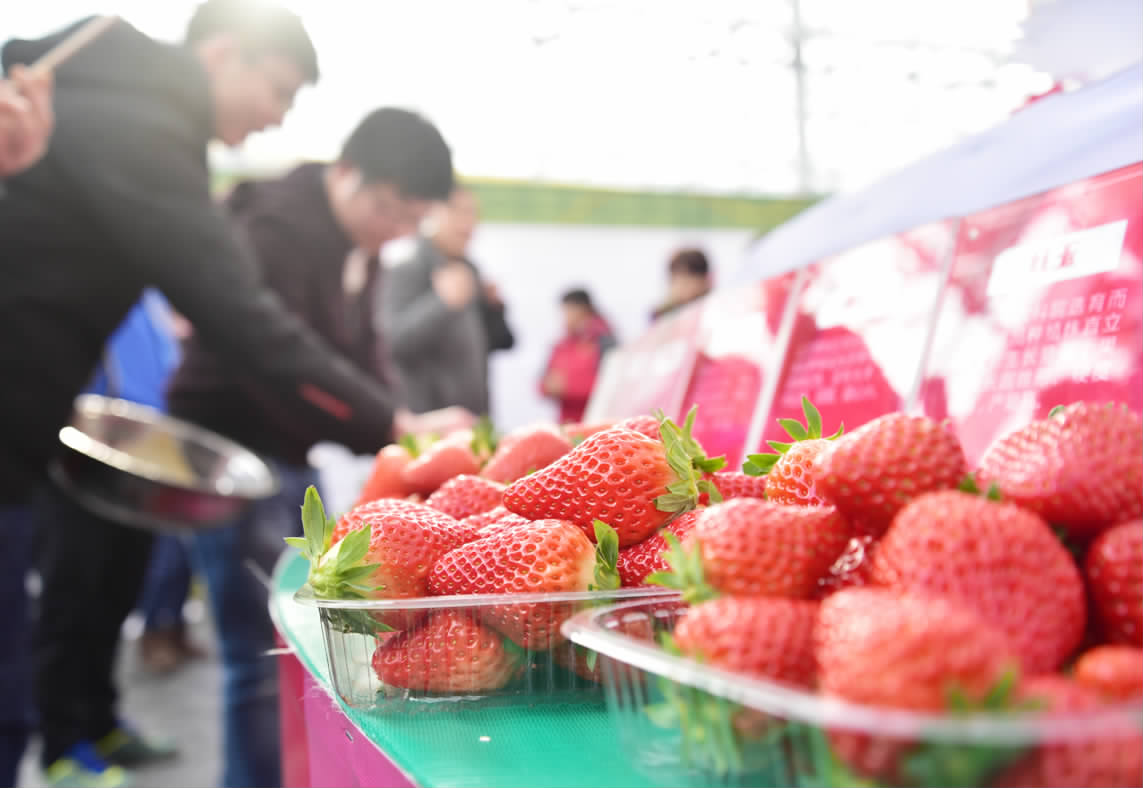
top-left (212, 171), bottom-right (817, 231)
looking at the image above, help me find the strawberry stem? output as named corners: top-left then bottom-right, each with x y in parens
top-left (646, 532), bottom-right (720, 603)
top-left (653, 407), bottom-right (726, 513)
top-left (742, 395), bottom-right (843, 477)
top-left (591, 520), bottom-right (621, 590)
top-left (292, 486), bottom-right (382, 600)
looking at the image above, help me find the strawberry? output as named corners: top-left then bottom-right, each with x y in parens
top-left (813, 412), bottom-right (968, 536)
top-left (816, 589), bottom-right (1022, 784)
top-left (371, 610), bottom-right (521, 692)
top-left (872, 490), bottom-right (1086, 674)
top-left (401, 430), bottom-right (481, 495)
top-left (614, 414), bottom-right (661, 441)
top-left (650, 498), bottom-right (850, 601)
top-left (427, 520), bottom-right (620, 649)
top-left (475, 512), bottom-right (532, 539)
top-left (354, 443), bottom-right (411, 506)
top-left (616, 510), bottom-right (701, 587)
top-left (1084, 519), bottom-right (1142, 646)
top-left (742, 396), bottom-right (843, 506)
top-left (503, 408), bottom-right (724, 548)
top-left (976, 402), bottom-right (1143, 538)
top-left (817, 588), bottom-right (1020, 711)
top-left (290, 488), bottom-right (475, 631)
top-left (1073, 645), bottom-right (1143, 701)
top-left (814, 534), bottom-right (877, 599)
top-left (672, 596), bottom-right (818, 687)
top-left (991, 675), bottom-right (1143, 788)
top-left (424, 474), bottom-right (505, 520)
top-left (459, 504), bottom-right (511, 532)
top-left (480, 425), bottom-right (572, 483)
top-left (706, 471), bottom-right (767, 501)
top-left (562, 421), bottom-right (617, 444)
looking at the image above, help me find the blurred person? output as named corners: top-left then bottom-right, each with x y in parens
top-left (0, 65), bottom-right (52, 178)
top-left (381, 185), bottom-right (514, 414)
top-left (34, 290), bottom-right (188, 788)
top-left (540, 289), bottom-right (616, 423)
top-left (136, 536), bottom-right (201, 675)
top-left (166, 106), bottom-right (456, 788)
top-left (651, 247), bottom-right (713, 320)
top-left (0, 4), bottom-right (468, 787)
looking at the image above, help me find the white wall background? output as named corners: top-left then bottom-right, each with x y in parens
top-left (461, 223), bottom-right (757, 429)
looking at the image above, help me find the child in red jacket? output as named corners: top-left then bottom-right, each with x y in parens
top-left (540, 289), bottom-right (616, 423)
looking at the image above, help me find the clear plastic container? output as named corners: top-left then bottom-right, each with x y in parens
top-left (562, 598), bottom-right (1143, 788)
top-left (294, 586), bottom-right (677, 711)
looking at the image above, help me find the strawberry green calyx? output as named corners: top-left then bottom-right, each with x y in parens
top-left (654, 407), bottom-right (726, 512)
top-left (288, 486), bottom-right (382, 600)
top-left (397, 434), bottom-right (422, 458)
top-left (957, 474), bottom-right (1003, 501)
top-left (743, 395), bottom-right (842, 476)
top-left (471, 416), bottom-right (499, 459)
top-left (591, 520), bottom-right (622, 591)
top-left (646, 532), bottom-right (719, 604)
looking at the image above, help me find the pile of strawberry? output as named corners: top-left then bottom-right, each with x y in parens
top-left (291, 409), bottom-right (743, 695)
top-left (642, 398), bottom-right (1143, 788)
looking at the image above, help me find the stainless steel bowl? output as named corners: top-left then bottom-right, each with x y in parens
top-left (48, 394), bottom-right (280, 532)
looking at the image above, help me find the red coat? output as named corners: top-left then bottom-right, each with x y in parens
top-left (541, 316), bottom-right (616, 423)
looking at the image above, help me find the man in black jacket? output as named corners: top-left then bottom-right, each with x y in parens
top-left (0, 4), bottom-right (467, 786)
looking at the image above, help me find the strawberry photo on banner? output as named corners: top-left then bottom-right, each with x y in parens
top-left (585, 299), bottom-right (703, 423)
top-left (758, 221), bottom-right (957, 448)
top-left (918, 163), bottom-right (1143, 464)
top-left (680, 272), bottom-right (798, 468)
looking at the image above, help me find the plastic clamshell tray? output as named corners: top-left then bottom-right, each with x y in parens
top-left (563, 598), bottom-right (1143, 788)
top-left (294, 586), bottom-right (678, 712)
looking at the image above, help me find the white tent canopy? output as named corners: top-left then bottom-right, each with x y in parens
top-left (734, 61), bottom-right (1143, 282)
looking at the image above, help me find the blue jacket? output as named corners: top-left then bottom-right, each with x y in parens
top-left (85, 289), bottom-right (180, 412)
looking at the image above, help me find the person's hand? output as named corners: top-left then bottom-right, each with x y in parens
top-left (432, 262), bottom-right (476, 310)
top-left (483, 280), bottom-right (503, 307)
top-left (541, 370), bottom-right (566, 397)
top-left (392, 406), bottom-right (477, 439)
top-left (0, 66), bottom-right (54, 177)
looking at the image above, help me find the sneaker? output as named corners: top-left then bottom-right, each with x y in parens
top-left (43, 742), bottom-right (131, 788)
top-left (96, 722), bottom-right (178, 767)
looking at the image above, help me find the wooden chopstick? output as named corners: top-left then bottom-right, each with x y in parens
top-left (28, 15), bottom-right (119, 76)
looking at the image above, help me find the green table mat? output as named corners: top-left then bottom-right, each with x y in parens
top-left (272, 551), bottom-right (660, 788)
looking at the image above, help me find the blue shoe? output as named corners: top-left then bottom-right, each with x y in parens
top-left (43, 741), bottom-right (131, 788)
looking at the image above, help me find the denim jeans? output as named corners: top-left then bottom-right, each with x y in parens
top-left (0, 505), bottom-right (35, 788)
top-left (138, 533), bottom-right (193, 633)
top-left (193, 462), bottom-right (317, 788)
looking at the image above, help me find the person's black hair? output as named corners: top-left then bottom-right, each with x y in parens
top-left (185, 0), bottom-right (319, 83)
top-left (339, 108), bottom-right (455, 201)
top-left (561, 288), bottom-right (596, 313)
top-left (668, 247), bottom-right (711, 277)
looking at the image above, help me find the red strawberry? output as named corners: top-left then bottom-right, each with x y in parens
top-left (355, 444), bottom-right (411, 506)
top-left (814, 534), bottom-right (877, 599)
top-left (475, 513), bottom-right (532, 539)
top-left (425, 474), bottom-right (505, 520)
top-left (706, 471), bottom-right (767, 501)
top-left (616, 510), bottom-right (701, 587)
top-left (651, 498), bottom-right (850, 601)
top-left (872, 490), bottom-right (1086, 674)
top-left (503, 408), bottom-right (724, 548)
top-left (401, 431), bottom-right (480, 494)
top-left (293, 489), bottom-right (475, 631)
top-left (614, 414), bottom-right (661, 441)
top-left (371, 610), bottom-right (521, 692)
top-left (427, 520), bottom-right (620, 649)
top-left (742, 396), bottom-right (843, 506)
top-left (459, 504), bottom-right (511, 532)
top-left (562, 421), bottom-right (617, 444)
top-left (1073, 645), bottom-right (1143, 701)
top-left (480, 425), bottom-right (572, 483)
top-left (813, 412), bottom-right (968, 536)
top-left (673, 596), bottom-right (818, 687)
top-left (817, 588), bottom-right (1019, 711)
top-left (977, 402), bottom-right (1143, 538)
top-left (991, 675), bottom-right (1143, 788)
top-left (1084, 519), bottom-right (1142, 646)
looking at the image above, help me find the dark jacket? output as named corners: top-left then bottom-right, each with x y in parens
top-left (0, 19), bottom-right (397, 503)
top-left (168, 163), bottom-right (388, 465)
top-left (380, 238), bottom-right (514, 414)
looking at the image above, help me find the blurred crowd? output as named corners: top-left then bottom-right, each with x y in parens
top-left (0, 3), bottom-right (716, 788)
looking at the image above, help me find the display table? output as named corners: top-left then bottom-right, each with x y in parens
top-left (271, 552), bottom-right (659, 788)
